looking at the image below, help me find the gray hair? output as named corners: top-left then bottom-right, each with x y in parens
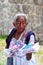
top-left (14, 13), bottom-right (28, 23)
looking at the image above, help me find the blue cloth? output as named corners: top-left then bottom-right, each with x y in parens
top-left (22, 44), bottom-right (32, 50)
top-left (25, 31), bottom-right (36, 45)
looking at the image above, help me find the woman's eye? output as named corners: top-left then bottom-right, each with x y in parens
top-left (18, 22), bottom-right (21, 24)
top-left (22, 23), bottom-right (26, 25)
top-left (16, 22), bottom-right (20, 24)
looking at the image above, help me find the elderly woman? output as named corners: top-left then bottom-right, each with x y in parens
top-left (5, 13), bottom-right (36, 65)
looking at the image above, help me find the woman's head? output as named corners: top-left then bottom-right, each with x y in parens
top-left (13, 13), bottom-right (28, 33)
top-left (25, 31), bottom-right (36, 45)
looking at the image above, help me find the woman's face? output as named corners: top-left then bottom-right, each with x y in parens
top-left (13, 16), bottom-right (28, 33)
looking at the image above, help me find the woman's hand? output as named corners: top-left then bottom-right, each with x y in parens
top-left (8, 49), bottom-right (17, 57)
top-left (26, 53), bottom-right (32, 60)
top-left (8, 53), bottom-right (15, 57)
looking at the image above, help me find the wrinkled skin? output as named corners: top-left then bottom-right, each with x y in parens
top-left (13, 16), bottom-right (28, 39)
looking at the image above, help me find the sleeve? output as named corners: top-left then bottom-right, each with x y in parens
top-left (29, 35), bottom-right (35, 45)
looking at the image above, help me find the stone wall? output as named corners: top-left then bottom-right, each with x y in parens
top-left (0, 0), bottom-right (43, 41)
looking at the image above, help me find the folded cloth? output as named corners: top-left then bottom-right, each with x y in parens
top-left (4, 49), bottom-right (11, 55)
top-left (19, 42), bottom-right (40, 54)
top-left (4, 44), bottom-right (23, 56)
top-left (32, 42), bottom-right (40, 52)
top-left (4, 48), bottom-right (17, 57)
top-left (4, 42), bottom-right (40, 56)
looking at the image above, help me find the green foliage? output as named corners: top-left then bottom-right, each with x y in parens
top-left (0, 35), bottom-right (7, 40)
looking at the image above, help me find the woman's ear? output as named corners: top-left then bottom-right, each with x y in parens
top-left (13, 22), bottom-right (15, 25)
top-left (13, 22), bottom-right (15, 26)
top-left (26, 22), bottom-right (28, 26)
top-left (25, 22), bottom-right (28, 28)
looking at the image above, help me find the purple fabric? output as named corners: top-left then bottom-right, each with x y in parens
top-left (25, 31), bottom-right (36, 45)
top-left (6, 28), bottom-right (17, 48)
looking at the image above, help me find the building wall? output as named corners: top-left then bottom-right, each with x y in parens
top-left (0, 0), bottom-right (43, 42)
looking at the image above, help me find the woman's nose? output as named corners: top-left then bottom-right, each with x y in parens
top-left (21, 23), bottom-right (23, 28)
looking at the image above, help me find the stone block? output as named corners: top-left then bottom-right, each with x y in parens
top-left (41, 16), bottom-right (43, 23)
top-left (9, 0), bottom-right (34, 4)
top-left (8, 0), bottom-right (23, 4)
top-left (23, 0), bottom-right (33, 4)
top-left (34, 0), bottom-right (43, 5)
top-left (0, 0), bottom-right (5, 2)
top-left (36, 6), bottom-right (42, 15)
top-left (22, 5), bottom-right (35, 14)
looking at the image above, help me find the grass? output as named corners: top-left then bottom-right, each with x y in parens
top-left (0, 35), bottom-right (7, 40)
top-left (0, 35), bottom-right (6, 65)
top-left (0, 35), bottom-right (43, 65)
top-left (36, 50), bottom-right (43, 54)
